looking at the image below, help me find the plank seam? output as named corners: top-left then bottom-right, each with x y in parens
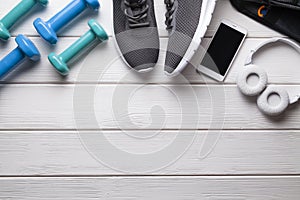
top-left (0, 174), bottom-right (300, 178)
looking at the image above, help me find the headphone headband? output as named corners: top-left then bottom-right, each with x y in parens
top-left (245, 38), bottom-right (300, 65)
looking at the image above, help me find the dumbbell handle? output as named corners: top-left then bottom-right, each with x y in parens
top-left (0, 48), bottom-right (24, 78)
top-left (1, 0), bottom-right (37, 30)
top-left (60, 30), bottom-right (97, 63)
top-left (48, 0), bottom-right (87, 32)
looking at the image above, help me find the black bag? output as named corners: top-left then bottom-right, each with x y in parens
top-left (230, 0), bottom-right (300, 42)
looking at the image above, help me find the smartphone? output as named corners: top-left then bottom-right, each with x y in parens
top-left (197, 20), bottom-right (247, 81)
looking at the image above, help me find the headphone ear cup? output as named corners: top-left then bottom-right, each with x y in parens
top-left (257, 86), bottom-right (290, 116)
top-left (237, 65), bottom-right (268, 96)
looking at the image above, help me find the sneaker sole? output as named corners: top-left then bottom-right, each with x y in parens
top-left (165, 0), bottom-right (218, 77)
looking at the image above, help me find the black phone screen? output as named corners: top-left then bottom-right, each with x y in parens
top-left (200, 23), bottom-right (245, 76)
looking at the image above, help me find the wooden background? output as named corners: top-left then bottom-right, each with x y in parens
top-left (0, 0), bottom-right (300, 199)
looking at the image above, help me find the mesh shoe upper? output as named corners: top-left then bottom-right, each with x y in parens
top-left (113, 0), bottom-right (160, 72)
top-left (165, 0), bottom-right (203, 74)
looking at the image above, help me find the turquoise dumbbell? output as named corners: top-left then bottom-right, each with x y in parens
top-left (48, 19), bottom-right (108, 76)
top-left (0, 0), bottom-right (48, 41)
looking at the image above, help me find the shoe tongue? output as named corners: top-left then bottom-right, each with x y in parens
top-left (128, 0), bottom-right (143, 7)
top-left (129, 0), bottom-right (141, 3)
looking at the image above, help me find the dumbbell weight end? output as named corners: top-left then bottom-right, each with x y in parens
top-left (48, 53), bottom-right (69, 76)
top-left (0, 21), bottom-right (10, 41)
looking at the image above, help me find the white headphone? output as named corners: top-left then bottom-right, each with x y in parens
top-left (237, 37), bottom-right (300, 116)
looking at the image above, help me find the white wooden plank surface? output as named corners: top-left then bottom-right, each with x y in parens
top-left (0, 176), bottom-right (299, 200)
top-left (0, 131), bottom-right (300, 175)
top-left (0, 85), bottom-right (299, 130)
top-left (0, 0), bottom-right (299, 198)
top-left (0, 0), bottom-right (281, 38)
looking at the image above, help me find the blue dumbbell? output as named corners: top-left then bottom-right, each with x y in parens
top-left (0, 35), bottom-right (40, 79)
top-left (33, 0), bottom-right (100, 44)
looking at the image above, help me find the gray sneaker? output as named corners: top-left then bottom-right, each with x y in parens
top-left (164, 0), bottom-right (217, 76)
top-left (113, 0), bottom-right (160, 72)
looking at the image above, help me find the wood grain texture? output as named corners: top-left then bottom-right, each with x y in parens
top-left (0, 85), bottom-right (299, 130)
top-left (0, 131), bottom-right (300, 175)
top-left (0, 0), bottom-right (299, 198)
top-left (0, 176), bottom-right (299, 200)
